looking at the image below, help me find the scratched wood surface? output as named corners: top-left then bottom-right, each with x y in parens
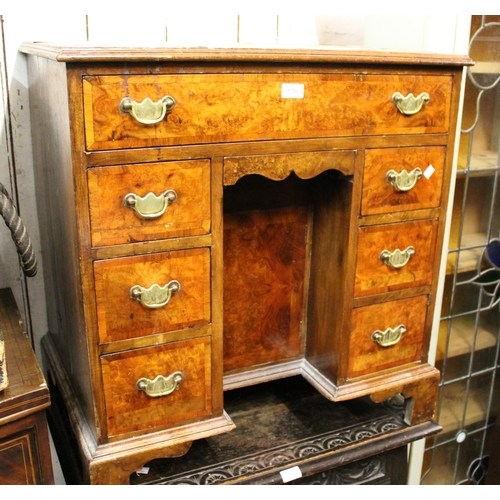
top-left (0, 288), bottom-right (50, 422)
top-left (130, 376), bottom-right (442, 485)
top-left (0, 288), bottom-right (53, 485)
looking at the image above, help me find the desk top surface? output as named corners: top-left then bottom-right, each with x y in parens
top-left (19, 42), bottom-right (472, 67)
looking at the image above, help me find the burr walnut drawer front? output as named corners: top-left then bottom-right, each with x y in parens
top-left (94, 248), bottom-right (211, 344)
top-left (354, 219), bottom-right (438, 297)
top-left (362, 146), bottom-right (446, 216)
top-left (83, 73), bottom-right (452, 151)
top-left (347, 295), bottom-right (428, 379)
top-left (87, 159), bottom-right (211, 247)
top-left (101, 337), bottom-right (213, 438)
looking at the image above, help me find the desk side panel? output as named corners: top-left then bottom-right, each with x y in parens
top-left (26, 56), bottom-right (95, 435)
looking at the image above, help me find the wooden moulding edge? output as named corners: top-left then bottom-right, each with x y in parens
top-left (301, 359), bottom-right (439, 401)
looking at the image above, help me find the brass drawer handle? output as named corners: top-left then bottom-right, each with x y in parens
top-left (380, 246), bottom-right (415, 269)
top-left (120, 95), bottom-right (175, 125)
top-left (386, 168), bottom-right (423, 192)
top-left (123, 190), bottom-right (177, 219)
top-left (136, 371), bottom-right (183, 398)
top-left (392, 92), bottom-right (430, 115)
top-left (129, 280), bottom-right (181, 309)
top-left (372, 324), bottom-right (406, 347)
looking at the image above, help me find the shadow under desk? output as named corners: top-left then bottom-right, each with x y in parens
top-left (49, 375), bottom-right (440, 485)
top-left (54, 374), bottom-right (441, 485)
top-left (48, 374), bottom-right (440, 485)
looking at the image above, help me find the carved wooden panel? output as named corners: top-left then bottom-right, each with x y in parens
top-left (223, 151), bottom-right (355, 186)
top-left (290, 454), bottom-right (388, 485)
top-left (130, 377), bottom-right (419, 485)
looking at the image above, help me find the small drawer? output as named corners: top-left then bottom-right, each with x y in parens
top-left (94, 248), bottom-right (211, 344)
top-left (83, 73), bottom-right (452, 151)
top-left (88, 160), bottom-right (211, 247)
top-left (354, 219), bottom-right (438, 297)
top-left (347, 295), bottom-right (428, 378)
top-left (362, 146), bottom-right (445, 216)
top-left (101, 337), bottom-right (212, 437)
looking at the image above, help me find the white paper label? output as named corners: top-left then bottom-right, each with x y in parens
top-left (280, 465), bottom-right (302, 483)
top-left (135, 467), bottom-right (150, 475)
top-left (281, 83), bottom-right (304, 99)
top-left (424, 164), bottom-right (435, 179)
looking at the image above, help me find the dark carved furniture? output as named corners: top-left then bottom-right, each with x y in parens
top-left (130, 377), bottom-right (440, 485)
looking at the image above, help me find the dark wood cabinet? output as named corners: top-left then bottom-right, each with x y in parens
top-left (0, 288), bottom-right (54, 485)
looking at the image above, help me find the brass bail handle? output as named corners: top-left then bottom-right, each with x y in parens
top-left (380, 246), bottom-right (415, 269)
top-left (136, 372), bottom-right (184, 398)
top-left (392, 92), bottom-right (430, 116)
top-left (372, 324), bottom-right (406, 347)
top-left (123, 190), bottom-right (177, 219)
top-left (386, 168), bottom-right (423, 192)
top-left (130, 280), bottom-right (181, 309)
top-left (120, 95), bottom-right (175, 125)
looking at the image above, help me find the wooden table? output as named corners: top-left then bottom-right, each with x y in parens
top-left (0, 288), bottom-right (54, 485)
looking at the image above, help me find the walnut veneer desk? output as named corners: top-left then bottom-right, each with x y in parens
top-left (20, 43), bottom-right (470, 484)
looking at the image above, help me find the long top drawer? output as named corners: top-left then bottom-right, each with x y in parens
top-left (83, 73), bottom-right (453, 151)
